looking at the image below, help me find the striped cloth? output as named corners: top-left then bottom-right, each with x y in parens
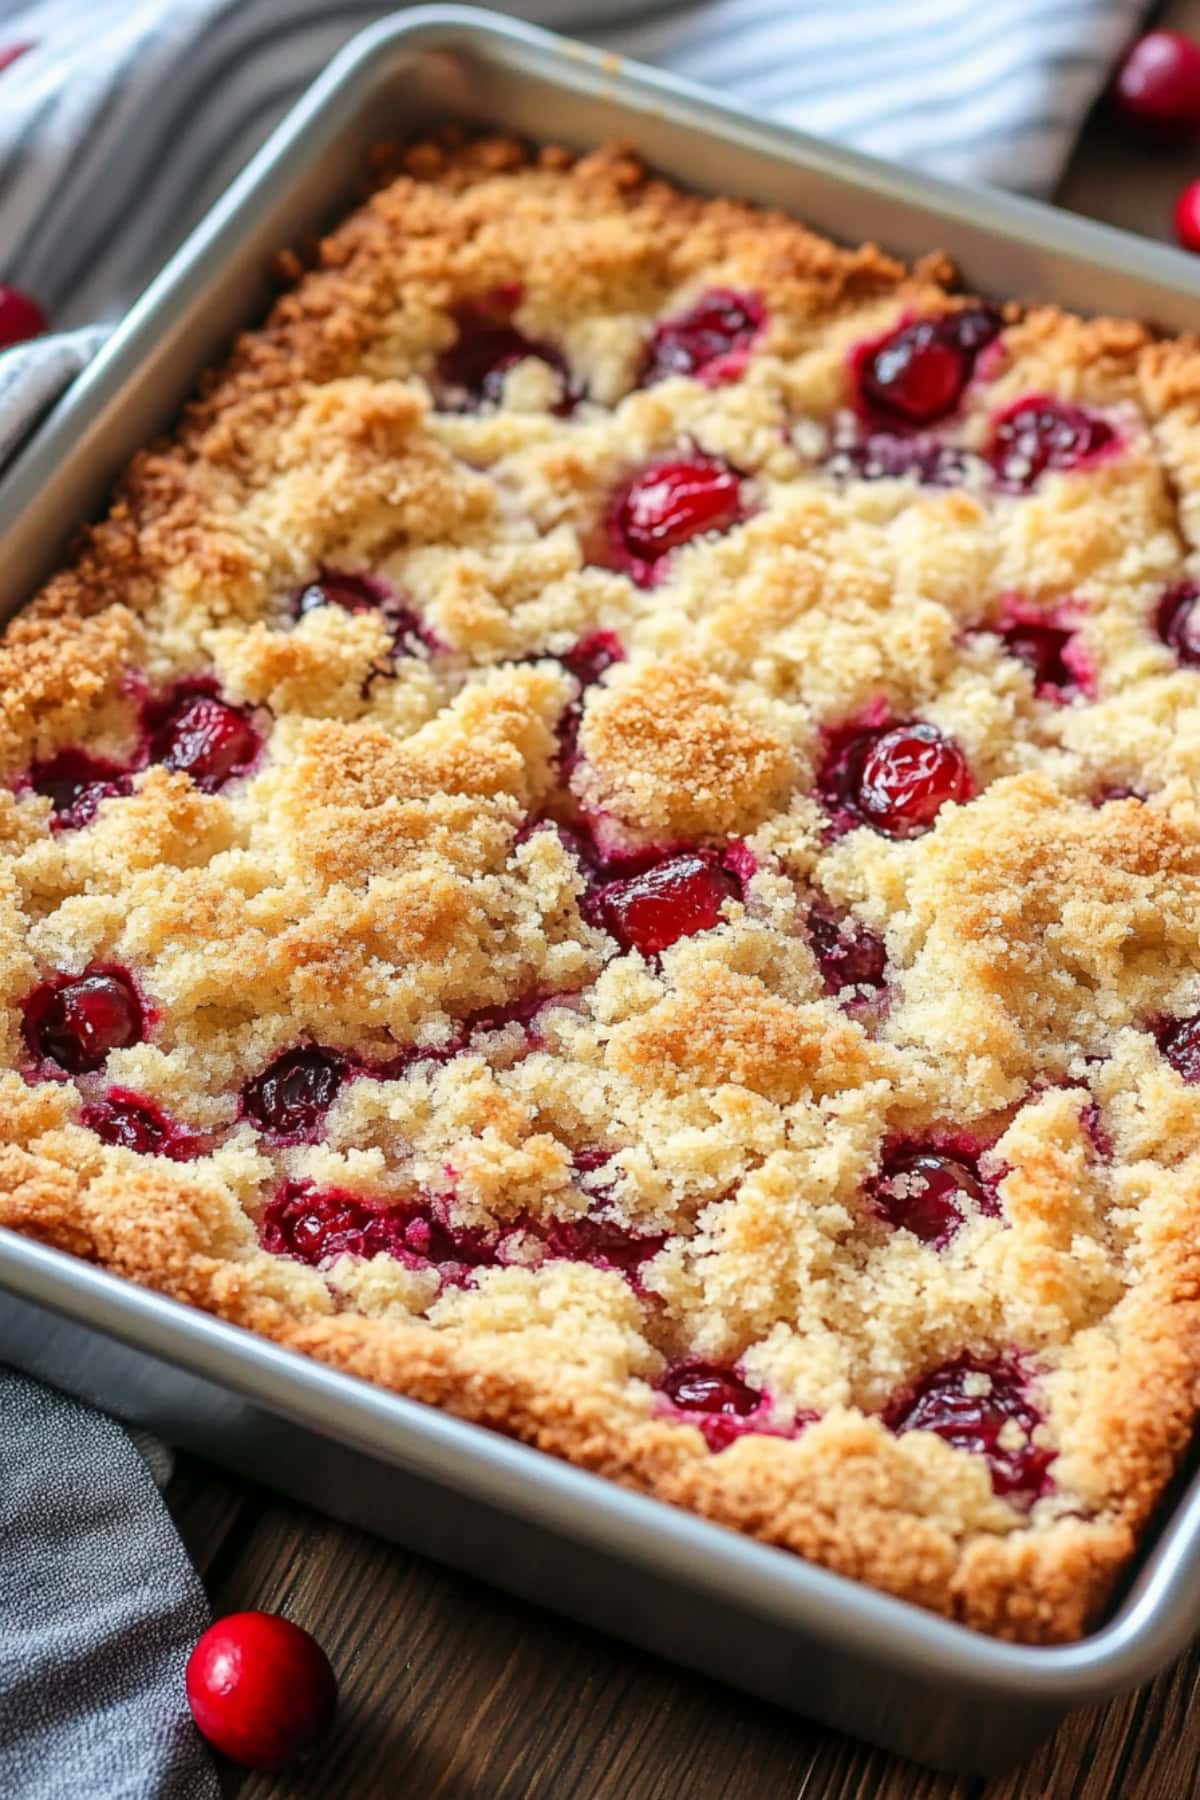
top-left (0, 0), bottom-right (1152, 469)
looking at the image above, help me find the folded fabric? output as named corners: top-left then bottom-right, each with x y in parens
top-left (0, 1368), bottom-right (218, 1799)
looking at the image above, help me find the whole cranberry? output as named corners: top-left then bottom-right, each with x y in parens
top-left (186, 1611), bottom-right (337, 1771)
top-left (1114, 31), bottom-right (1200, 141)
top-left (1175, 179), bottom-right (1200, 254)
top-left (23, 968), bottom-right (144, 1073)
top-left (829, 722), bottom-right (972, 838)
top-left (1157, 581), bottom-right (1200, 664)
top-left (0, 283), bottom-right (45, 350)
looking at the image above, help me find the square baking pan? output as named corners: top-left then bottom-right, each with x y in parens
top-left (4, 7), bottom-right (1200, 1776)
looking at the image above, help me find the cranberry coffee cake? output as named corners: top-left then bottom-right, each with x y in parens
top-left (4, 134), bottom-right (1200, 1645)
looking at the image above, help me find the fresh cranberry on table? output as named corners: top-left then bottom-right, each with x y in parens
top-left (1156, 581), bottom-right (1200, 665)
top-left (82, 1087), bottom-right (205, 1160)
top-left (0, 283), bottom-right (45, 350)
top-left (438, 290), bottom-right (573, 412)
top-left (588, 849), bottom-right (740, 955)
top-left (821, 721), bottom-right (972, 838)
top-left (145, 683), bottom-right (260, 792)
top-left (661, 1362), bottom-right (765, 1451)
top-left (1174, 179), bottom-right (1200, 254)
top-left (1159, 1014), bottom-right (1200, 1083)
top-left (639, 288), bottom-right (765, 387)
top-left (186, 1611), bottom-right (337, 1772)
top-left (870, 1147), bottom-right (998, 1248)
top-left (27, 748), bottom-right (131, 830)
top-left (23, 968), bottom-right (145, 1074)
top-left (856, 308), bottom-right (1001, 428)
top-left (242, 1046), bottom-right (349, 1141)
top-left (609, 456), bottom-right (743, 586)
top-left (987, 397), bottom-right (1116, 489)
top-left (1113, 31), bottom-right (1200, 141)
top-left (885, 1355), bottom-right (1054, 1500)
top-left (808, 907), bottom-right (887, 995)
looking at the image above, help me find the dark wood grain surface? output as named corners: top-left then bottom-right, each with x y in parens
top-left (168, 6), bottom-right (1200, 1793)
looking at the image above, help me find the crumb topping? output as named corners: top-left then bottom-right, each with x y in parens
top-left (5, 133), bottom-right (1200, 1645)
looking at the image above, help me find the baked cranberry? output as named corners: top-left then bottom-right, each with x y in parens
top-left (856, 308), bottom-right (1001, 427)
top-left (871, 1148), bottom-right (997, 1247)
top-left (1159, 1014), bottom-right (1200, 1082)
top-left (542, 1213), bottom-right (666, 1282)
top-left (826, 432), bottom-right (978, 487)
top-left (999, 620), bottom-right (1081, 697)
top-left (1114, 31), bottom-right (1200, 141)
top-left (438, 290), bottom-right (573, 412)
top-left (588, 850), bottom-right (739, 955)
top-left (609, 457), bottom-right (743, 586)
top-left (0, 283), bottom-right (45, 350)
top-left (639, 288), bottom-right (765, 387)
top-left (146, 683), bottom-right (260, 792)
top-left (81, 1087), bottom-right (205, 1160)
top-left (885, 1355), bottom-right (1054, 1500)
top-left (292, 570), bottom-right (385, 617)
top-left (1156, 581), bottom-right (1200, 666)
top-left (555, 629), bottom-right (625, 768)
top-left (661, 1362), bottom-right (765, 1452)
top-left (186, 1611), bottom-right (337, 1772)
top-left (808, 907), bottom-right (887, 995)
top-left (988, 397), bottom-right (1116, 490)
top-left (821, 721), bottom-right (972, 838)
top-left (26, 748), bottom-right (131, 830)
top-left (242, 1046), bottom-right (348, 1141)
top-left (260, 1180), bottom-right (493, 1274)
top-left (23, 968), bottom-right (144, 1074)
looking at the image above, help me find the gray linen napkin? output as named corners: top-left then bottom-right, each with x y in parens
top-left (0, 1368), bottom-right (217, 1798)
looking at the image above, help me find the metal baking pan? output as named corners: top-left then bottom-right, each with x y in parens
top-left (4, 7), bottom-right (1200, 1776)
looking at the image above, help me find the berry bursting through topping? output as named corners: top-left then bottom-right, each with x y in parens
top-left (1156, 581), bottom-right (1200, 667)
top-left (660, 1362), bottom-right (767, 1452)
top-left (26, 748), bottom-right (131, 831)
top-left (885, 1355), bottom-right (1054, 1501)
top-left (437, 288), bottom-right (574, 413)
top-left (586, 848), bottom-right (741, 955)
top-left (608, 456), bottom-right (744, 587)
top-left (639, 288), bottom-right (765, 387)
top-left (242, 1046), bottom-right (350, 1141)
top-left (145, 681), bottom-right (261, 792)
top-left (987, 396), bottom-right (1116, 490)
top-left (854, 307), bottom-right (1001, 428)
top-left (22, 967), bottom-right (145, 1074)
top-left (81, 1088), bottom-right (206, 1160)
top-left (820, 719), bottom-right (972, 838)
top-left (870, 1147), bottom-right (999, 1248)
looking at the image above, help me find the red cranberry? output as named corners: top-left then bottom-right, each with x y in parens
top-left (0, 283), bottom-right (45, 351)
top-left (292, 570), bottom-right (385, 617)
top-left (1156, 581), bottom-right (1200, 666)
top-left (242, 1047), bottom-right (348, 1142)
top-left (1114, 31), bottom-right (1200, 141)
top-left (998, 620), bottom-right (1080, 697)
top-left (988, 397), bottom-right (1116, 490)
top-left (639, 288), bottom-right (765, 387)
top-left (822, 721), bottom-right (972, 838)
top-left (26, 748), bottom-right (131, 830)
top-left (186, 1611), bottom-right (337, 1772)
top-left (609, 457), bottom-right (743, 587)
top-left (259, 1181), bottom-right (492, 1274)
top-left (661, 1362), bottom-right (764, 1452)
top-left (543, 1213), bottom-right (666, 1283)
top-left (885, 1355), bottom-right (1054, 1500)
top-left (1175, 179), bottom-right (1200, 253)
top-left (555, 630), bottom-right (625, 768)
top-left (808, 907), bottom-right (887, 995)
top-left (438, 290), bottom-right (573, 412)
top-left (1160, 1014), bottom-right (1200, 1082)
top-left (81, 1087), bottom-right (205, 1160)
top-left (871, 1148), bottom-right (997, 1247)
top-left (146, 684), bottom-right (260, 792)
top-left (856, 308), bottom-right (1001, 427)
top-left (23, 968), bottom-right (144, 1074)
top-left (826, 432), bottom-right (978, 488)
top-left (588, 850), bottom-right (739, 955)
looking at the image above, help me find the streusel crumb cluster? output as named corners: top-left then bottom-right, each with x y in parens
top-left (5, 134), bottom-right (1200, 1643)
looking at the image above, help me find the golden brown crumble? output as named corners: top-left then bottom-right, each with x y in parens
top-left (5, 135), bottom-right (1200, 1646)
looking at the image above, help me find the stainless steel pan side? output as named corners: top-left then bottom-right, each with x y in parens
top-left (3, 8), bottom-right (1200, 1773)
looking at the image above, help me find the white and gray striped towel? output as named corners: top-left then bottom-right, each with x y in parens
top-left (0, 3), bottom-right (1154, 1797)
top-left (0, 0), bottom-right (1153, 469)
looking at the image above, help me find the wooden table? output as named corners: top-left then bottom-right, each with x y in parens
top-left (170, 7), bottom-right (1200, 1793)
